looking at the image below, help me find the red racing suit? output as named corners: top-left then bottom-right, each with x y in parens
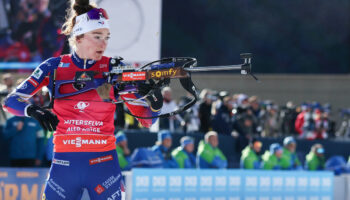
top-left (3, 52), bottom-right (159, 199)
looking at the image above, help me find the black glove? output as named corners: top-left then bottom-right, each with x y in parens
top-left (145, 88), bottom-right (163, 111)
top-left (137, 82), bottom-right (153, 96)
top-left (137, 82), bottom-right (163, 111)
top-left (27, 105), bottom-right (59, 131)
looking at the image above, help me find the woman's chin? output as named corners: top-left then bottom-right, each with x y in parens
top-left (93, 55), bottom-right (103, 61)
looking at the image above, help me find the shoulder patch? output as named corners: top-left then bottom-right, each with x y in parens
top-left (32, 68), bottom-right (43, 79)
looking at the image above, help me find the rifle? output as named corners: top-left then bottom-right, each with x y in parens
top-left (52, 53), bottom-right (256, 119)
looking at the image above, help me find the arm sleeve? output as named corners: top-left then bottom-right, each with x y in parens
top-left (109, 60), bottom-right (160, 128)
top-left (3, 57), bottom-right (60, 116)
top-left (120, 93), bottom-right (160, 128)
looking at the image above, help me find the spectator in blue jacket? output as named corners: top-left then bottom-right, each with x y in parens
top-left (171, 136), bottom-right (196, 168)
top-left (197, 131), bottom-right (227, 168)
top-left (115, 131), bottom-right (131, 171)
top-left (152, 130), bottom-right (177, 168)
top-left (3, 116), bottom-right (44, 167)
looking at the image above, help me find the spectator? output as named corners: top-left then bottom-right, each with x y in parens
top-left (325, 156), bottom-right (350, 175)
top-left (116, 131), bottom-right (131, 171)
top-left (240, 138), bottom-right (262, 169)
top-left (248, 96), bottom-right (262, 119)
top-left (0, 73), bottom-right (15, 124)
top-left (280, 136), bottom-right (302, 170)
top-left (280, 101), bottom-right (298, 136)
top-left (312, 109), bottom-right (329, 139)
top-left (179, 92), bottom-right (199, 133)
top-left (3, 115), bottom-right (45, 167)
top-left (197, 131), bottom-right (227, 168)
top-left (262, 143), bottom-right (283, 170)
top-left (212, 96), bottom-right (234, 135)
top-left (159, 87), bottom-right (184, 131)
top-left (305, 143), bottom-right (325, 170)
top-left (198, 89), bottom-right (214, 133)
top-left (295, 103), bottom-right (311, 136)
top-left (232, 113), bottom-right (255, 152)
top-left (151, 130), bottom-right (177, 168)
top-left (171, 136), bottom-right (196, 168)
top-left (0, 73), bottom-right (15, 95)
top-left (261, 103), bottom-right (280, 137)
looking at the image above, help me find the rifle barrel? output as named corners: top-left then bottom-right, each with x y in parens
top-left (184, 64), bottom-right (243, 72)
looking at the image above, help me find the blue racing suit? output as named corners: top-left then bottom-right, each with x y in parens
top-left (3, 52), bottom-right (159, 199)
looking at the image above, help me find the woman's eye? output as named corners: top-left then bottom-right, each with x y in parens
top-left (94, 36), bottom-right (101, 40)
top-left (106, 37), bottom-right (110, 41)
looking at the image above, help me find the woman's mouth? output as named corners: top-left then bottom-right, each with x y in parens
top-left (96, 51), bottom-right (103, 54)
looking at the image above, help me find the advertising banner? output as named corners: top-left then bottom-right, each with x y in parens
top-left (131, 169), bottom-right (333, 200)
top-left (0, 168), bottom-right (48, 200)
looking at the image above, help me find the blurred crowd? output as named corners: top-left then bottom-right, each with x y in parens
top-left (1, 73), bottom-right (350, 176)
top-left (0, 0), bottom-right (66, 62)
top-left (119, 87), bottom-right (340, 144)
top-left (98, 131), bottom-right (350, 175)
top-left (240, 136), bottom-right (350, 175)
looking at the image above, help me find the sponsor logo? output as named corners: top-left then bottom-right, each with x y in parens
top-left (215, 176), bottom-right (227, 187)
top-left (100, 64), bottom-right (107, 68)
top-left (16, 171), bottom-right (39, 178)
top-left (169, 176), bottom-right (182, 187)
top-left (273, 177), bottom-right (283, 187)
top-left (136, 176), bottom-right (150, 187)
top-left (89, 155), bottom-right (113, 165)
top-left (95, 184), bottom-right (105, 194)
top-left (102, 174), bottom-right (121, 189)
top-left (184, 176), bottom-right (197, 187)
top-left (200, 176), bottom-right (213, 187)
top-left (122, 72), bottom-right (146, 81)
top-left (322, 178), bottom-right (332, 187)
top-left (310, 177), bottom-right (320, 187)
top-left (17, 82), bottom-right (27, 90)
top-left (73, 27), bottom-right (82, 34)
top-left (285, 177), bottom-right (296, 187)
top-left (58, 62), bottom-right (70, 68)
top-left (47, 178), bottom-right (66, 199)
top-left (33, 68), bottom-right (43, 79)
top-left (75, 71), bottom-right (94, 82)
top-left (259, 177), bottom-right (271, 187)
top-left (107, 190), bottom-right (121, 200)
top-left (28, 78), bottom-right (38, 87)
top-left (152, 176), bottom-right (166, 187)
top-left (229, 176), bottom-right (241, 187)
top-left (52, 159), bottom-right (70, 166)
top-left (64, 120), bottom-right (103, 126)
top-left (74, 101), bottom-right (89, 112)
top-left (63, 137), bottom-right (107, 148)
top-left (150, 68), bottom-right (180, 78)
top-left (245, 176), bottom-right (258, 187)
top-left (298, 177), bottom-right (308, 187)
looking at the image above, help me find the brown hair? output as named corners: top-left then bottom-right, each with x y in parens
top-left (61, 0), bottom-right (96, 36)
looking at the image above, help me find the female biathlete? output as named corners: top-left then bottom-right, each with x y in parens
top-left (3, 0), bottom-right (163, 199)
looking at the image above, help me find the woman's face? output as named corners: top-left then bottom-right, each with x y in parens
top-left (76, 28), bottom-right (110, 60)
